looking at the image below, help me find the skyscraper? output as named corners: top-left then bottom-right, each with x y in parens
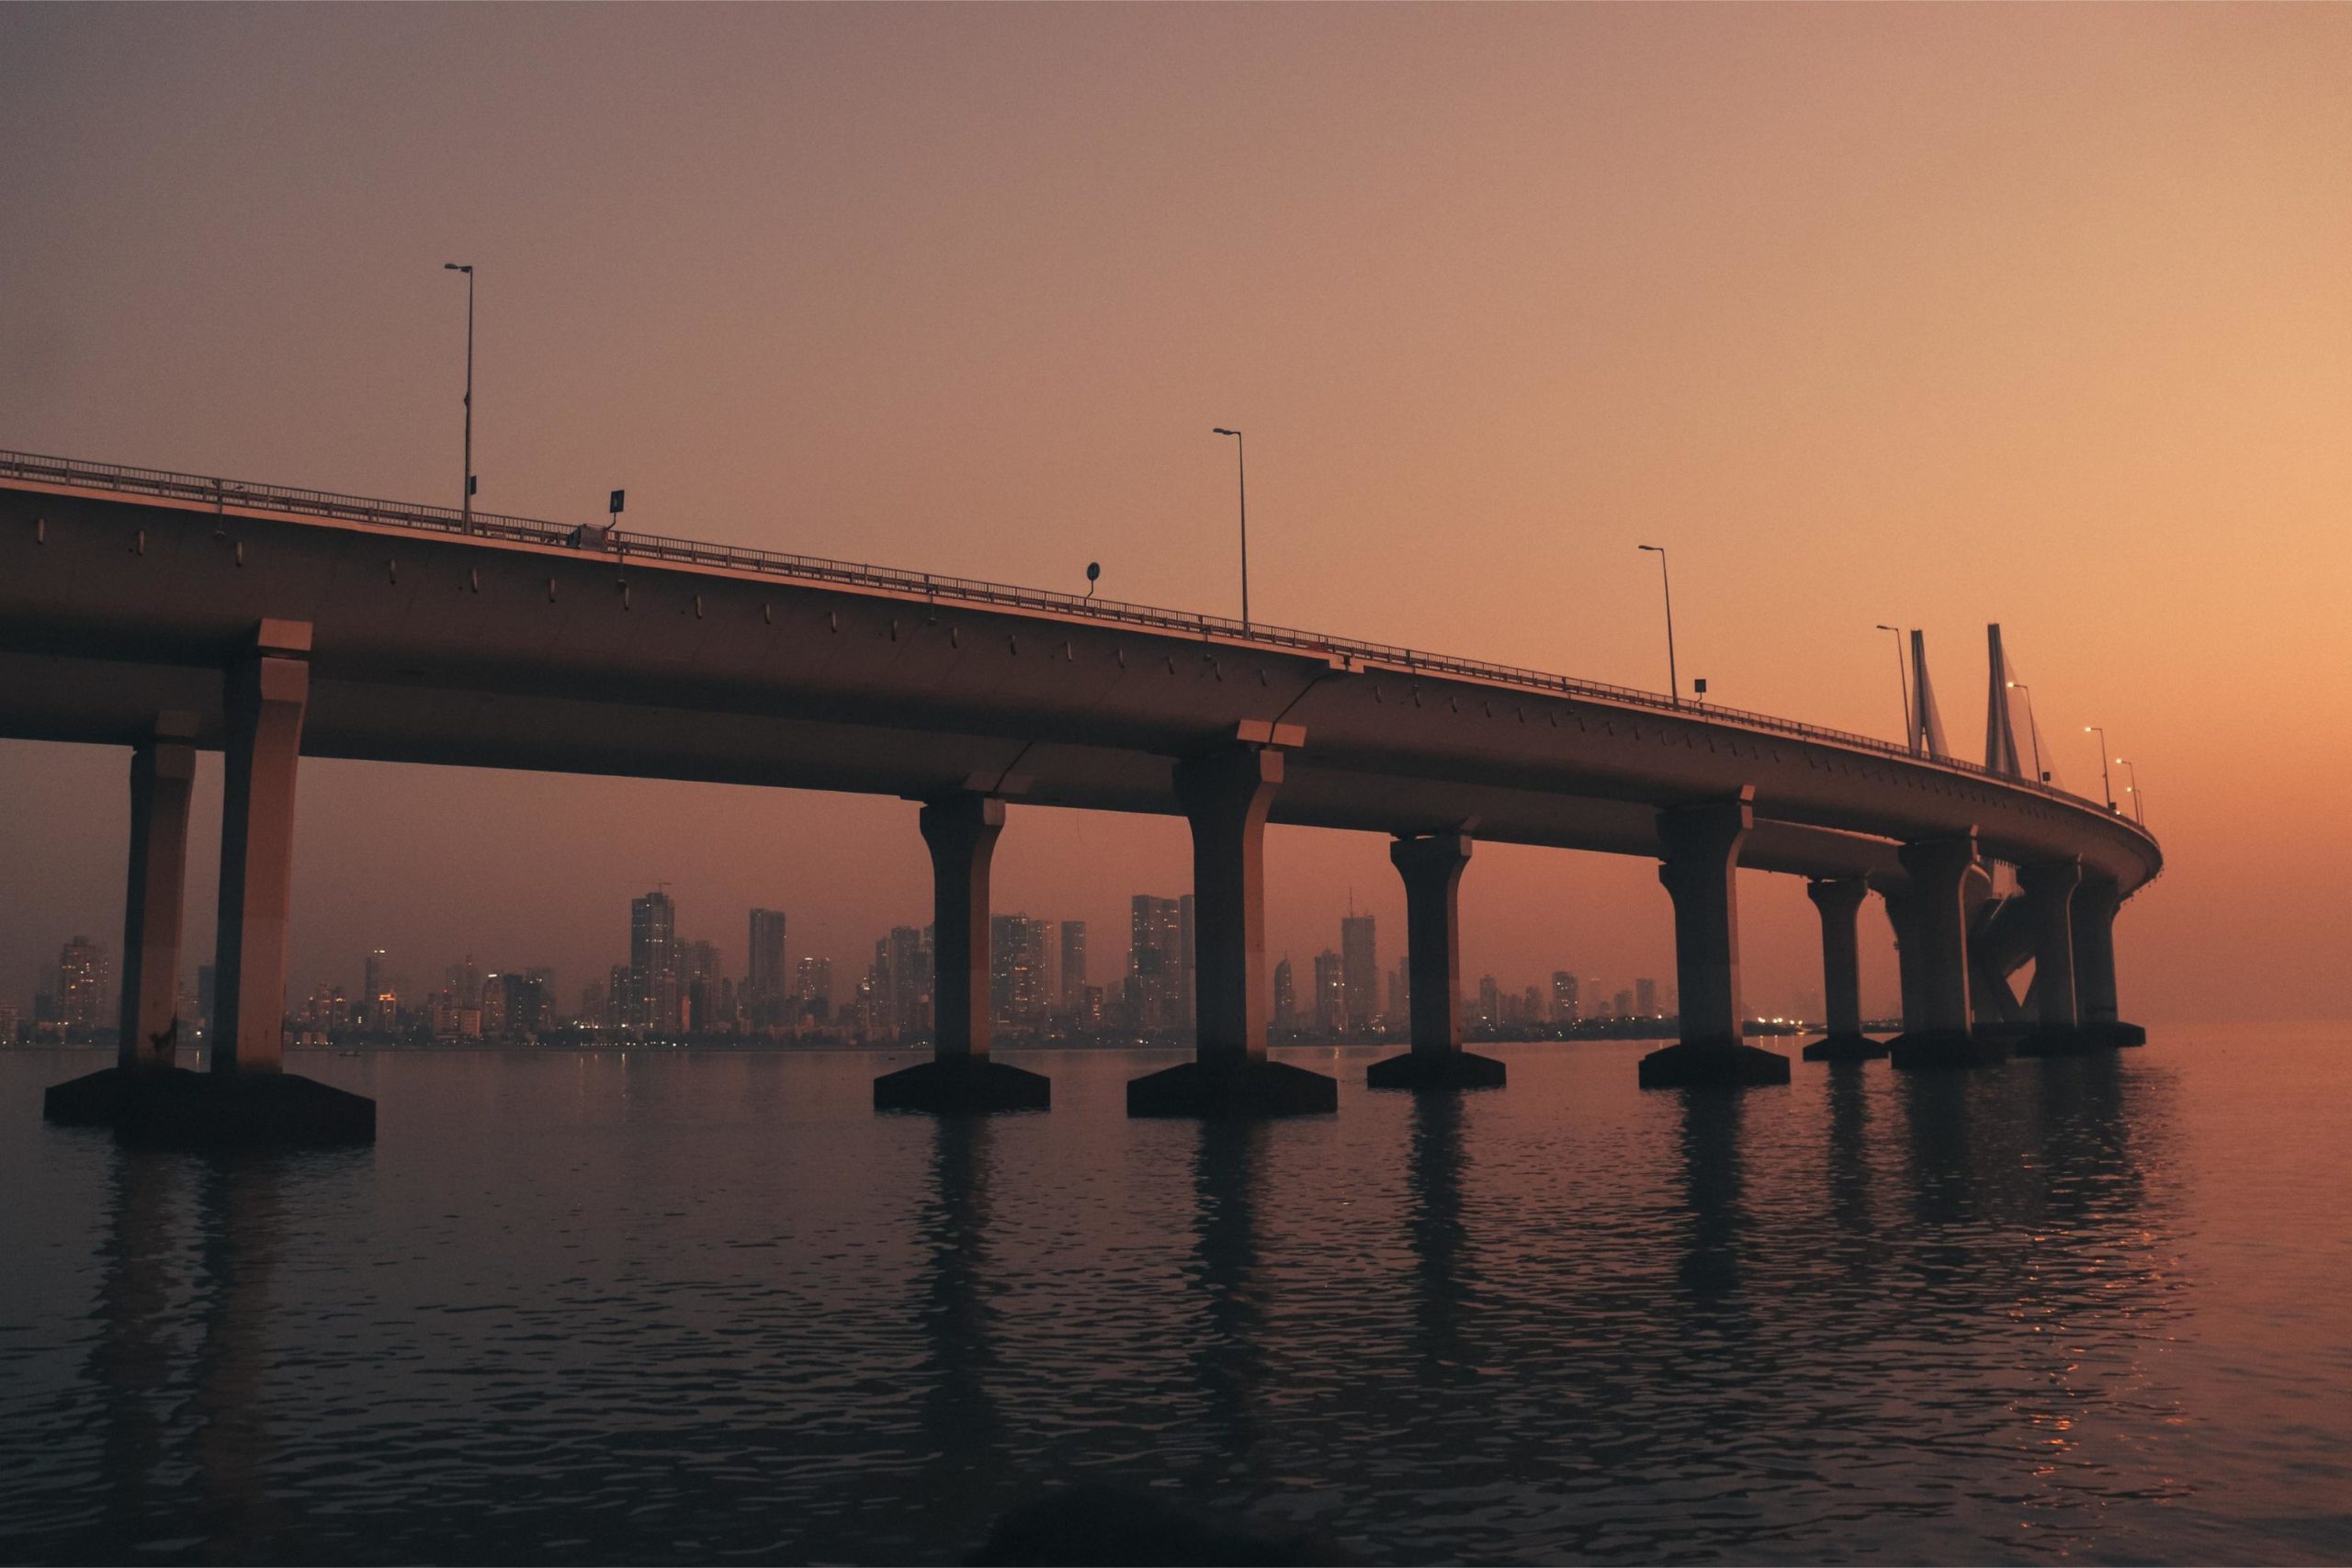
top-left (887, 925), bottom-right (929, 1039)
top-left (1551, 971), bottom-right (1579, 1023)
top-left (1129, 895), bottom-right (1184, 1032)
top-left (1059, 920), bottom-right (1088, 1010)
top-left (1312, 950), bottom-right (1344, 1035)
top-left (1340, 911), bottom-right (1377, 1032)
top-left (1272, 956), bottom-right (1295, 1030)
top-left (629, 890), bottom-right (679, 1032)
top-left (680, 938), bottom-right (721, 1032)
top-left (56, 936), bottom-right (107, 1034)
top-left (1635, 976), bottom-right (1659, 1017)
top-left (989, 915), bottom-right (1048, 1030)
top-left (1178, 893), bottom-right (1197, 1029)
top-left (746, 908), bottom-right (787, 1020)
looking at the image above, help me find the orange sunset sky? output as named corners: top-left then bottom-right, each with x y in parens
top-left (3, 4), bottom-right (2347, 1025)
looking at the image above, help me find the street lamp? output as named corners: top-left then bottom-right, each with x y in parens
top-left (2085, 726), bottom-right (2114, 810)
top-left (2117, 758), bottom-right (2145, 826)
top-left (2006, 680), bottom-right (2045, 781)
top-left (1638, 544), bottom-right (1678, 707)
top-left (443, 263), bottom-right (476, 531)
top-left (1876, 624), bottom-right (1911, 749)
top-left (1211, 428), bottom-right (1248, 627)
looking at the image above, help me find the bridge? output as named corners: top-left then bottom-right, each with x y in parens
top-left (3, 448), bottom-right (2157, 1140)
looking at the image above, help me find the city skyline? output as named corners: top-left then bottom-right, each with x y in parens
top-left (6, 5), bottom-right (2347, 1028)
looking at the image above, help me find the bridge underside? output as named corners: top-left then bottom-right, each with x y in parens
top-left (6, 473), bottom-right (2154, 1131)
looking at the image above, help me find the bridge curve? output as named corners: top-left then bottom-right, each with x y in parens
top-left (6, 448), bottom-right (2157, 1129)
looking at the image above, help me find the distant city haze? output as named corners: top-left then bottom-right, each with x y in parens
top-left (3, 5), bottom-right (2346, 1024)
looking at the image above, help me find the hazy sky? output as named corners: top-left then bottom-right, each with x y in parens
top-left (4, 4), bottom-right (2347, 1024)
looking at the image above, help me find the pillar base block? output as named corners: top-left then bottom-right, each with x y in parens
top-left (46, 1066), bottom-right (375, 1147)
top-left (2015, 1021), bottom-right (2146, 1056)
top-left (873, 1056), bottom-right (1050, 1114)
top-left (1126, 1058), bottom-right (1337, 1119)
top-left (1889, 1029), bottom-right (2009, 1070)
top-left (1636, 1039), bottom-right (1791, 1089)
top-left (1366, 1049), bottom-right (1507, 1091)
top-left (1800, 1032), bottom-right (1889, 1064)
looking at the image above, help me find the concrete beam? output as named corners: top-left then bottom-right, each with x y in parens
top-left (875, 792), bottom-right (1049, 1111)
top-left (1369, 831), bottom-right (1504, 1090)
top-left (1800, 877), bottom-right (1882, 1063)
top-left (1130, 744), bottom-right (1334, 1116)
top-left (1890, 831), bottom-right (2004, 1068)
top-left (1639, 788), bottom-right (1789, 1088)
top-left (210, 625), bottom-right (310, 1075)
top-left (117, 713), bottom-right (198, 1071)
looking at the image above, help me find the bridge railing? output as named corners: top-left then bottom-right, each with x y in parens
top-left (1, 446), bottom-right (2145, 829)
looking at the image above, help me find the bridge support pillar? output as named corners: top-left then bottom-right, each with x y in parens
top-left (2065, 874), bottom-right (2144, 1048)
top-left (876, 792), bottom-right (1050, 1112)
top-left (1130, 740), bottom-right (1335, 1117)
top-left (2013, 857), bottom-right (2093, 1055)
top-left (76, 625), bottom-right (373, 1147)
top-left (1638, 789), bottom-right (1789, 1089)
top-left (1369, 831), bottom-right (1504, 1091)
top-left (42, 716), bottom-right (200, 1129)
top-left (1801, 877), bottom-right (1883, 1063)
top-left (1890, 831), bottom-right (2003, 1069)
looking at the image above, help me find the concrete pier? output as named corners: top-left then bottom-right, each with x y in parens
top-left (1801, 876), bottom-right (1883, 1063)
top-left (875, 792), bottom-right (1050, 1111)
top-left (2012, 857), bottom-right (2092, 1056)
top-left (1889, 832), bottom-right (2004, 1069)
top-left (2064, 874), bottom-right (2145, 1048)
top-left (1369, 830), bottom-right (1504, 1091)
top-left (212, 623), bottom-right (311, 1077)
top-left (1130, 735), bottom-right (1335, 1117)
top-left (48, 626), bottom-right (374, 1146)
top-left (1639, 789), bottom-right (1790, 1089)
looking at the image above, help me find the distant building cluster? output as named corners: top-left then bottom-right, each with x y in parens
top-left (6, 893), bottom-right (1706, 1050)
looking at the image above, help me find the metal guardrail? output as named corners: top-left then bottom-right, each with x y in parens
top-left (1, 446), bottom-right (2150, 833)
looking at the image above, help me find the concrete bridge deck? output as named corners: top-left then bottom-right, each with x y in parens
top-left (5, 448), bottom-right (2158, 1134)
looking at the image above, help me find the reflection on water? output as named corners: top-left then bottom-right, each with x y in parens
top-left (1, 1038), bottom-right (2344, 1564)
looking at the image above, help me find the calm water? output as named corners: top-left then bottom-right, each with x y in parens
top-left (3, 1030), bottom-right (2348, 1565)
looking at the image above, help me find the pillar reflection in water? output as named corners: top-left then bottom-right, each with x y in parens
top-left (188, 1152), bottom-right (288, 1559)
top-left (1406, 1093), bottom-right (1468, 1376)
top-left (1823, 1066), bottom-right (1876, 1250)
top-left (1674, 1089), bottom-right (1748, 1305)
top-left (1187, 1119), bottom-right (1269, 1484)
top-left (915, 1115), bottom-right (1004, 1529)
top-left (87, 1148), bottom-right (185, 1560)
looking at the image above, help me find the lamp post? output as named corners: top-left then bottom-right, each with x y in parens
top-left (2118, 758), bottom-right (2145, 826)
top-left (1638, 544), bottom-right (1678, 706)
top-left (2006, 680), bottom-right (2044, 781)
top-left (2085, 726), bottom-right (2114, 810)
top-left (1211, 428), bottom-right (1248, 627)
top-left (1876, 624), bottom-right (1911, 748)
top-left (443, 263), bottom-right (475, 531)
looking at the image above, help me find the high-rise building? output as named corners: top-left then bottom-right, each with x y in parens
top-left (1059, 920), bottom-right (1089, 1010)
top-left (746, 908), bottom-right (787, 1014)
top-left (1551, 970), bottom-right (1579, 1023)
top-left (1476, 975), bottom-right (1501, 1028)
top-left (680, 939), bottom-right (721, 1032)
top-left (1386, 959), bottom-right (1410, 1028)
top-left (1178, 894), bottom-right (1197, 1029)
top-left (1311, 950), bottom-right (1344, 1035)
top-left (1340, 911), bottom-right (1377, 1032)
top-left (1129, 895), bottom-right (1184, 1032)
top-left (989, 915), bottom-right (1048, 1030)
top-left (1272, 956), bottom-right (1296, 1030)
top-left (887, 926), bottom-right (928, 1039)
top-left (1612, 987), bottom-right (1634, 1020)
top-left (793, 955), bottom-right (833, 1021)
top-left (499, 972), bottom-right (548, 1038)
top-left (56, 936), bottom-right (107, 1034)
top-left (629, 890), bottom-right (679, 1032)
top-left (1635, 976), bottom-right (1659, 1017)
